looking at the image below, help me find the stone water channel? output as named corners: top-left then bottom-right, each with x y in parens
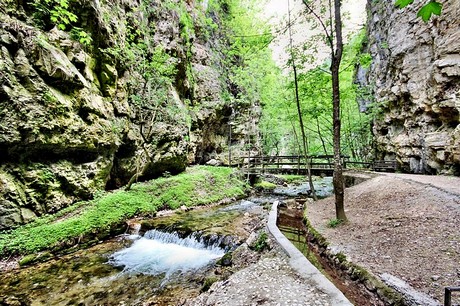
top-left (276, 175), bottom-right (389, 306)
top-left (0, 176), bottom-right (341, 305)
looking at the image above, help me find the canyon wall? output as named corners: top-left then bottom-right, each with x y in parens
top-left (0, 0), bottom-right (257, 229)
top-left (357, 0), bottom-right (460, 174)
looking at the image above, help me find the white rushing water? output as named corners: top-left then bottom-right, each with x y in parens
top-left (109, 229), bottom-right (225, 277)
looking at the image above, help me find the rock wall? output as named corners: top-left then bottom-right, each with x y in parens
top-left (0, 0), bottom-right (256, 229)
top-left (357, 0), bottom-right (460, 174)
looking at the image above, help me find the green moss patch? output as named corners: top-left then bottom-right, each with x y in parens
top-left (275, 175), bottom-right (306, 184)
top-left (0, 166), bottom-right (248, 257)
top-left (253, 181), bottom-right (276, 191)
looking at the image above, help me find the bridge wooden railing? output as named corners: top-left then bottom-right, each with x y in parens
top-left (248, 155), bottom-right (339, 168)
top-left (235, 155), bottom-right (343, 175)
top-left (345, 160), bottom-right (397, 172)
top-left (233, 155), bottom-right (397, 174)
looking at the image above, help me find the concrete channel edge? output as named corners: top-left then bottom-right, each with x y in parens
top-left (268, 200), bottom-right (353, 306)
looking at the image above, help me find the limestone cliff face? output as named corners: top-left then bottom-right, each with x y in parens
top-left (0, 0), bottom-right (254, 229)
top-left (357, 0), bottom-right (460, 174)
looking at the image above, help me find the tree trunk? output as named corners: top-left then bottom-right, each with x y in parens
top-left (288, 0), bottom-right (317, 200)
top-left (316, 117), bottom-right (330, 160)
top-left (331, 0), bottom-right (347, 221)
top-left (294, 64), bottom-right (317, 201)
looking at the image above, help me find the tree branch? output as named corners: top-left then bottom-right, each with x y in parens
top-left (301, 0), bottom-right (334, 54)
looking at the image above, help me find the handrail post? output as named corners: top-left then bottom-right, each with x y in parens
top-left (445, 287), bottom-right (460, 306)
top-left (445, 287), bottom-right (451, 306)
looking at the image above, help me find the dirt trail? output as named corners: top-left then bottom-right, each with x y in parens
top-left (307, 172), bottom-right (460, 304)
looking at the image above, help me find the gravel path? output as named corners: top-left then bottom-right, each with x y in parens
top-left (307, 173), bottom-right (460, 304)
top-left (188, 253), bottom-right (333, 306)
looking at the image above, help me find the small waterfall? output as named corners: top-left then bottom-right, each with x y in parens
top-left (108, 229), bottom-right (226, 278)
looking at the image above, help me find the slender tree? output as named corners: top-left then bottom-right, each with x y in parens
top-left (288, 0), bottom-right (317, 200)
top-left (302, 0), bottom-right (347, 220)
top-left (331, 0), bottom-right (346, 221)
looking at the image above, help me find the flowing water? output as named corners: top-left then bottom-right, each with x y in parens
top-left (273, 176), bottom-right (334, 198)
top-left (108, 229), bottom-right (226, 279)
top-left (0, 199), bottom-right (265, 305)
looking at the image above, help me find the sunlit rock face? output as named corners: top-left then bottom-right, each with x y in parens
top-left (357, 0), bottom-right (460, 174)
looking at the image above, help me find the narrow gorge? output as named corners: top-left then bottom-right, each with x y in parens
top-left (0, 0), bottom-right (459, 304)
top-left (1, 0), bottom-right (459, 231)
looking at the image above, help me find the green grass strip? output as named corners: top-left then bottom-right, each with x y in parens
top-left (0, 166), bottom-right (248, 256)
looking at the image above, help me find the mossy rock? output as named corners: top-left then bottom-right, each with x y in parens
top-left (201, 276), bottom-right (218, 292)
top-left (19, 252), bottom-right (53, 267)
top-left (216, 251), bottom-right (232, 266)
top-left (254, 181), bottom-right (277, 191)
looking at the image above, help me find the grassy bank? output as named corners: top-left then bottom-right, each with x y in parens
top-left (0, 166), bottom-right (248, 257)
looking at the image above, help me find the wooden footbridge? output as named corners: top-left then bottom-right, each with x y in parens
top-left (235, 155), bottom-right (397, 176)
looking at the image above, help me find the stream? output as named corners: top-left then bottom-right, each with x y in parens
top-left (0, 177), bottom-right (334, 305)
top-left (0, 199), bottom-right (267, 305)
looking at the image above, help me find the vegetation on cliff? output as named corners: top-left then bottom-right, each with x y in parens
top-left (0, 166), bottom-right (247, 257)
top-left (0, 0), bottom-right (274, 229)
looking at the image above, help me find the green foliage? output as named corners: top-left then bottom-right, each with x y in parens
top-left (178, 4), bottom-right (195, 42)
top-left (99, 1), bottom-right (193, 131)
top-left (220, 0), bottom-right (287, 155)
top-left (0, 166), bottom-right (248, 256)
top-left (394, 0), bottom-right (415, 8)
top-left (226, 5), bottom-right (276, 106)
top-left (417, 1), bottom-right (442, 21)
top-left (70, 27), bottom-right (93, 45)
top-left (264, 29), bottom-right (373, 161)
top-left (251, 231), bottom-right (269, 252)
top-left (326, 218), bottom-right (344, 228)
top-left (30, 0), bottom-right (92, 46)
top-left (395, 0), bottom-right (443, 22)
top-left (31, 0), bottom-right (77, 30)
top-left (127, 45), bottom-right (177, 111)
top-left (359, 53), bottom-right (372, 68)
top-left (335, 251), bottom-right (347, 263)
